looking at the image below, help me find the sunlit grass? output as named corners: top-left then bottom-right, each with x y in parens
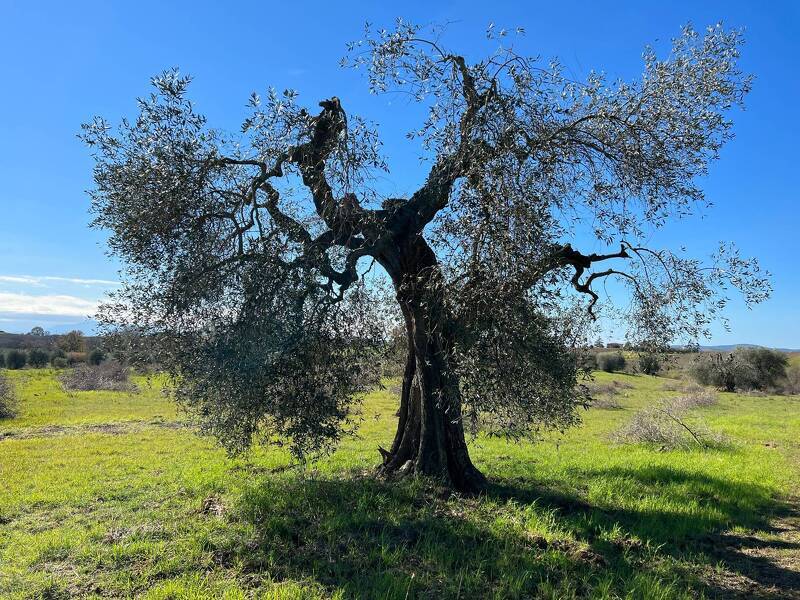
top-left (1, 369), bottom-right (798, 598)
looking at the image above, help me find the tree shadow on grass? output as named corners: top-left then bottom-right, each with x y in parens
top-left (490, 466), bottom-right (800, 598)
top-left (221, 466), bottom-right (800, 599)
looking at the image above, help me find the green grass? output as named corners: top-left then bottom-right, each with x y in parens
top-left (1, 369), bottom-right (798, 598)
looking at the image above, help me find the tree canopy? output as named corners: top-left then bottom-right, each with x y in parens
top-left (83, 21), bottom-right (769, 490)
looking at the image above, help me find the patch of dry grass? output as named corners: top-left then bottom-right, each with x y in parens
top-left (0, 372), bottom-right (17, 419)
top-left (59, 362), bottom-right (138, 393)
top-left (613, 392), bottom-right (725, 449)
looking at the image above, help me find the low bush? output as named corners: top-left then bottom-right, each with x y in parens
top-left (661, 380), bottom-right (704, 394)
top-left (51, 357), bottom-right (68, 369)
top-left (0, 353), bottom-right (5, 368)
top-left (613, 396), bottom-right (725, 450)
top-left (50, 348), bottom-right (66, 367)
top-left (784, 365), bottom-right (800, 395)
top-left (597, 352), bottom-right (626, 373)
top-left (27, 348), bottom-right (49, 368)
top-left (587, 380), bottom-right (633, 396)
top-left (590, 396), bottom-right (622, 410)
top-left (0, 372), bottom-right (17, 419)
top-left (88, 348), bottom-right (106, 366)
top-left (579, 352), bottom-right (597, 371)
top-left (66, 352), bottom-right (87, 366)
top-left (638, 353), bottom-right (661, 376)
top-left (585, 380), bottom-right (634, 409)
top-left (672, 389), bottom-right (718, 409)
top-left (690, 348), bottom-right (788, 392)
top-left (5, 349), bottom-right (27, 370)
top-left (59, 361), bottom-right (138, 392)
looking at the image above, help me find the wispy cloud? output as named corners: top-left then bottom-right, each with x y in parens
top-left (0, 275), bottom-right (119, 287)
top-left (0, 292), bottom-right (99, 317)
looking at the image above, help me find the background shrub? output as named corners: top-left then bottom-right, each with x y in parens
top-left (673, 389), bottom-right (719, 408)
top-left (0, 353), bottom-right (5, 368)
top-left (27, 348), bottom-right (49, 368)
top-left (638, 353), bottom-right (661, 376)
top-left (50, 348), bottom-right (66, 367)
top-left (57, 330), bottom-right (86, 353)
top-left (585, 381), bottom-right (632, 410)
top-left (661, 380), bottom-right (704, 394)
top-left (66, 352), bottom-right (87, 366)
top-left (734, 347), bottom-right (788, 390)
top-left (579, 352), bottom-right (598, 371)
top-left (88, 348), bottom-right (106, 366)
top-left (59, 361), bottom-right (137, 392)
top-left (597, 352), bottom-right (626, 373)
top-left (5, 349), bottom-right (27, 370)
top-left (0, 372), bottom-right (16, 419)
top-left (784, 364), bottom-right (800, 395)
top-left (690, 349), bottom-right (788, 392)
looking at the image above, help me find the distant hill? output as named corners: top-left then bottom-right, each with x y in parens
top-left (699, 344), bottom-right (800, 353)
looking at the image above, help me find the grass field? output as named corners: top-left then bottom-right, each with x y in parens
top-left (1, 369), bottom-right (799, 599)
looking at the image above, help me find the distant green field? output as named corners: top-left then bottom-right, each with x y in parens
top-left (1, 369), bottom-right (798, 599)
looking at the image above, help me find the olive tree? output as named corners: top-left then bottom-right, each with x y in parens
top-left (83, 21), bottom-right (768, 491)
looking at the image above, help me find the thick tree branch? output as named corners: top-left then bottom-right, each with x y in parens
top-left (404, 53), bottom-right (485, 231)
top-left (549, 243), bottom-right (633, 318)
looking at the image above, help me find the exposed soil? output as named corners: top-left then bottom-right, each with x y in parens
top-left (702, 498), bottom-right (800, 599)
top-left (0, 420), bottom-right (186, 440)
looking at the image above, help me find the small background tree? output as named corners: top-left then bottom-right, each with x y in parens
top-left (50, 348), bottom-right (67, 368)
top-left (689, 348), bottom-right (787, 392)
top-left (5, 350), bottom-right (27, 370)
top-left (27, 348), bottom-right (50, 368)
top-left (597, 352), bottom-right (626, 373)
top-left (58, 330), bottom-right (86, 353)
top-left (734, 347), bottom-right (787, 390)
top-left (88, 348), bottom-right (106, 366)
top-left (639, 353), bottom-right (662, 376)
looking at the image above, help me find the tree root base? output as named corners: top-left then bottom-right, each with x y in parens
top-left (375, 455), bottom-right (487, 495)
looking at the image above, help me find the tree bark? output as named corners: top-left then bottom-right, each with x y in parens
top-left (376, 236), bottom-right (486, 493)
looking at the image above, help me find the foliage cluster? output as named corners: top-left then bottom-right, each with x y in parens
top-left (597, 352), bottom-right (626, 373)
top-left (4, 349), bottom-right (27, 370)
top-left (690, 347), bottom-right (789, 392)
top-left (785, 364), bottom-right (800, 395)
top-left (638, 353), bottom-right (662, 375)
top-left (88, 348), bottom-right (106, 366)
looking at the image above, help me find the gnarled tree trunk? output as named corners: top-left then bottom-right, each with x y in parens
top-left (377, 236), bottom-right (486, 493)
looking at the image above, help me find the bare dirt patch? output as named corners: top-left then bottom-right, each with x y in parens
top-left (702, 499), bottom-right (800, 598)
top-left (0, 420), bottom-right (186, 441)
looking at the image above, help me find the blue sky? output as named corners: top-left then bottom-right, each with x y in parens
top-left (0, 1), bottom-right (797, 346)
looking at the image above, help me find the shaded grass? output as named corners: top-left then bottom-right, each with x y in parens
top-left (0, 369), bottom-right (798, 598)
